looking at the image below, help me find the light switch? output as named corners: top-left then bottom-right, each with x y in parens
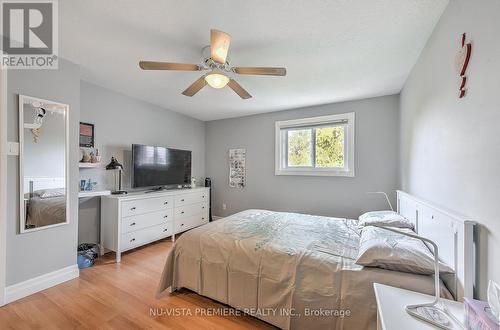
top-left (7, 142), bottom-right (19, 155)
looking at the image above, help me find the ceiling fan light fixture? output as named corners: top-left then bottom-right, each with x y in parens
top-left (205, 72), bottom-right (229, 89)
top-left (139, 28), bottom-right (285, 99)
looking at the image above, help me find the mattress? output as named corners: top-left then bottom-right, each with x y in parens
top-left (157, 209), bottom-right (452, 329)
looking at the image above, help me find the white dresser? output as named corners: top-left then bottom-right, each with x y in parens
top-left (101, 187), bottom-right (209, 262)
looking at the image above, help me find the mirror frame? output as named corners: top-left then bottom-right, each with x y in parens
top-left (19, 94), bottom-right (70, 234)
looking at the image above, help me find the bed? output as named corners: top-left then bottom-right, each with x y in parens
top-left (23, 178), bottom-right (67, 228)
top-left (25, 191), bottom-right (66, 228)
top-left (157, 191), bottom-right (476, 329)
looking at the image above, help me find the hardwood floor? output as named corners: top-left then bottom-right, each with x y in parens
top-left (0, 238), bottom-right (276, 329)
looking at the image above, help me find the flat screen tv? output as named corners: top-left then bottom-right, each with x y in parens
top-left (132, 144), bottom-right (191, 188)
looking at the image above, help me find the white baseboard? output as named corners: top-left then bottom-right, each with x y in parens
top-left (4, 264), bottom-right (79, 304)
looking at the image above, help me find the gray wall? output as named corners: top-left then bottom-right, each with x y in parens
top-left (78, 81), bottom-right (206, 243)
top-left (400, 0), bottom-right (500, 298)
top-left (206, 95), bottom-right (399, 219)
top-left (6, 59), bottom-right (80, 286)
top-left (23, 106), bottom-right (66, 178)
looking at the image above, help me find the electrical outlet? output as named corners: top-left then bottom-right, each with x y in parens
top-left (222, 203), bottom-right (227, 210)
top-left (7, 142), bottom-right (19, 155)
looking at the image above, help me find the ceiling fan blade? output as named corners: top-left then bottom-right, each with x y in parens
top-left (210, 29), bottom-right (231, 64)
top-left (182, 76), bottom-right (207, 97)
top-left (233, 67), bottom-right (286, 76)
top-left (227, 79), bottom-right (252, 99)
top-left (139, 61), bottom-right (201, 71)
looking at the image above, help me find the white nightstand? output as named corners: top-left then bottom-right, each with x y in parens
top-left (374, 283), bottom-right (465, 330)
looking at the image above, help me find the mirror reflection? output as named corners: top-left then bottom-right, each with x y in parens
top-left (20, 95), bottom-right (69, 232)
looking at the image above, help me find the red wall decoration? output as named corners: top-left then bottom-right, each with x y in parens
top-left (455, 33), bottom-right (472, 98)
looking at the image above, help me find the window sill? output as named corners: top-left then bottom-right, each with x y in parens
top-left (275, 169), bottom-right (355, 177)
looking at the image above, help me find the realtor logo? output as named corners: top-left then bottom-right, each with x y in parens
top-left (1, 0), bottom-right (58, 69)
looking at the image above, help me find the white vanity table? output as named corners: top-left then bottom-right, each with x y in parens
top-left (100, 187), bottom-right (209, 262)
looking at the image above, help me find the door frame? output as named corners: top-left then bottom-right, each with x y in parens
top-left (0, 66), bottom-right (8, 306)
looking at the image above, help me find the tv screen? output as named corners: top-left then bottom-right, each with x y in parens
top-left (132, 144), bottom-right (191, 188)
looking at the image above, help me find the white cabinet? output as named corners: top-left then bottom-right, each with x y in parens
top-left (101, 187), bottom-right (209, 262)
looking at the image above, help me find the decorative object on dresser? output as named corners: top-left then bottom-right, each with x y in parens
top-left (80, 178), bottom-right (97, 192)
top-left (101, 187), bottom-right (209, 262)
top-left (105, 156), bottom-right (127, 195)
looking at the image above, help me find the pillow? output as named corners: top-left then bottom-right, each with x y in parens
top-left (34, 188), bottom-right (65, 199)
top-left (358, 210), bottom-right (414, 229)
top-left (355, 226), bottom-right (454, 275)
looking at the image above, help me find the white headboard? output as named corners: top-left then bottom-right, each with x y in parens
top-left (23, 177), bottom-right (65, 193)
top-left (397, 190), bottom-right (476, 301)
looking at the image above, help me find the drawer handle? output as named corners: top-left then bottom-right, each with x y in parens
top-left (164, 201), bottom-right (168, 205)
top-left (163, 228), bottom-right (168, 232)
top-left (202, 195), bottom-right (205, 198)
top-left (130, 238), bottom-right (136, 243)
top-left (181, 211), bottom-right (184, 214)
top-left (130, 207), bottom-right (136, 211)
top-left (180, 199), bottom-right (185, 202)
top-left (202, 206), bottom-right (205, 209)
top-left (130, 222), bottom-right (136, 226)
top-left (164, 215), bottom-right (168, 218)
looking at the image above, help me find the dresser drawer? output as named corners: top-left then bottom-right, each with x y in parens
top-left (121, 222), bottom-right (173, 251)
top-left (122, 209), bottom-right (173, 233)
top-left (121, 196), bottom-right (173, 217)
top-left (175, 213), bottom-right (209, 233)
top-left (175, 202), bottom-right (208, 219)
top-left (174, 191), bottom-right (208, 207)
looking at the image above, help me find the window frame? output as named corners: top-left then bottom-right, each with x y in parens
top-left (275, 112), bottom-right (355, 177)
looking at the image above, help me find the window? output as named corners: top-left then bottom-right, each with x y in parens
top-left (275, 113), bottom-right (355, 176)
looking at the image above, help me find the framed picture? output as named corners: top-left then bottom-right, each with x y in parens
top-left (229, 148), bottom-right (246, 188)
top-left (79, 122), bottom-right (94, 148)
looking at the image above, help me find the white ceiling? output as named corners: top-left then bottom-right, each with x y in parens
top-left (60, 0), bottom-right (448, 121)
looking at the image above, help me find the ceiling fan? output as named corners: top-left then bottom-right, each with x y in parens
top-left (139, 29), bottom-right (286, 99)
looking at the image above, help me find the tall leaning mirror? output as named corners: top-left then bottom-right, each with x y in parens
top-left (19, 95), bottom-right (69, 233)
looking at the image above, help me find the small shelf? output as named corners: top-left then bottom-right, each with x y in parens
top-left (79, 162), bottom-right (102, 168)
top-left (78, 190), bottom-right (111, 198)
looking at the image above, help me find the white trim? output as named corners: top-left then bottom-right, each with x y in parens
top-left (0, 64), bottom-right (7, 306)
top-left (4, 264), bottom-right (79, 304)
top-left (18, 95), bottom-right (70, 233)
top-left (275, 113), bottom-right (355, 177)
top-left (78, 190), bottom-right (111, 198)
top-left (396, 190), bottom-right (476, 300)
